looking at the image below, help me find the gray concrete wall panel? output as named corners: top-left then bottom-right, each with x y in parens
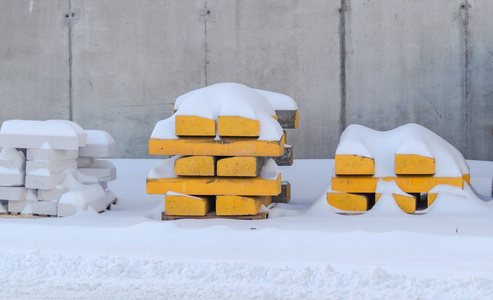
top-left (468, 0), bottom-right (493, 160)
top-left (71, 0), bottom-right (206, 158)
top-left (345, 0), bottom-right (467, 155)
top-left (206, 0), bottom-right (342, 158)
top-left (0, 0), bottom-right (70, 121)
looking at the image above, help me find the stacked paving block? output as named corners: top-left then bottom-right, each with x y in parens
top-left (147, 83), bottom-right (298, 218)
top-left (0, 120), bottom-right (117, 217)
top-left (327, 124), bottom-right (470, 214)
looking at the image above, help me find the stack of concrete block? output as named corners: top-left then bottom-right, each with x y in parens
top-left (147, 83), bottom-right (298, 218)
top-left (0, 120), bottom-right (116, 217)
top-left (327, 124), bottom-right (470, 214)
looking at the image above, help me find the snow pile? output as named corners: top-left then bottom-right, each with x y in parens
top-left (153, 82), bottom-right (284, 141)
top-left (0, 120), bottom-right (117, 217)
top-left (366, 180), bottom-right (412, 217)
top-left (336, 123), bottom-right (469, 177)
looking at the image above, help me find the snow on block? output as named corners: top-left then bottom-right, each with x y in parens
top-left (272, 181), bottom-right (291, 203)
top-left (78, 130), bottom-right (115, 158)
top-left (175, 115), bottom-right (216, 137)
top-left (0, 120), bottom-right (79, 150)
top-left (0, 170), bottom-right (25, 187)
top-left (38, 187), bottom-right (68, 201)
top-left (395, 154), bottom-right (435, 175)
top-left (327, 192), bottom-right (370, 212)
top-left (174, 156), bottom-right (216, 177)
top-left (375, 193), bottom-right (417, 214)
top-left (217, 116), bottom-right (260, 137)
top-left (216, 156), bottom-right (263, 177)
top-left (273, 144), bottom-right (293, 166)
top-left (149, 134), bottom-right (285, 157)
top-left (335, 154), bottom-right (375, 176)
top-left (47, 120), bottom-right (87, 147)
top-left (26, 159), bottom-right (77, 175)
top-left (27, 148), bottom-right (78, 161)
top-left (331, 175), bottom-right (465, 194)
top-left (0, 148), bottom-right (25, 170)
top-left (165, 193), bottom-right (212, 216)
top-left (0, 187), bottom-right (28, 201)
top-left (254, 88), bottom-right (299, 129)
top-left (147, 174), bottom-right (281, 196)
top-left (216, 195), bottom-right (269, 216)
top-left (78, 160), bottom-right (116, 182)
top-left (25, 169), bottom-right (68, 190)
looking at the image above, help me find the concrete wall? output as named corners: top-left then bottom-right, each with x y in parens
top-left (0, 0), bottom-right (491, 160)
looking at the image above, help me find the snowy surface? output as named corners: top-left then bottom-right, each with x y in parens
top-left (0, 158), bottom-right (492, 299)
top-left (336, 124), bottom-right (469, 177)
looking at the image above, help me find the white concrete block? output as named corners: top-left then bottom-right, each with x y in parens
top-left (0, 201), bottom-right (7, 213)
top-left (38, 187), bottom-right (68, 201)
top-left (0, 148), bottom-right (26, 170)
top-left (57, 203), bottom-right (77, 217)
top-left (0, 169), bottom-right (25, 187)
top-left (25, 169), bottom-right (68, 190)
top-left (26, 159), bottom-right (77, 175)
top-left (32, 200), bottom-right (58, 216)
top-left (99, 181), bottom-right (108, 190)
top-left (8, 199), bottom-right (34, 213)
top-left (47, 120), bottom-right (87, 147)
top-left (0, 187), bottom-right (27, 201)
top-left (78, 160), bottom-right (116, 182)
top-left (78, 130), bottom-right (115, 157)
top-left (76, 157), bottom-right (94, 168)
top-left (0, 120), bottom-right (79, 150)
top-left (27, 148), bottom-right (78, 161)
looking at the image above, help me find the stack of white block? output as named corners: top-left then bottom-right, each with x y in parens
top-left (0, 120), bottom-right (117, 217)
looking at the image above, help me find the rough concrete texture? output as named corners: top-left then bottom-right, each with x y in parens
top-left (345, 0), bottom-right (467, 155)
top-left (205, 0), bottom-right (342, 159)
top-left (71, 0), bottom-right (206, 157)
top-left (0, 0), bottom-right (70, 121)
top-left (468, 0), bottom-right (493, 160)
top-left (0, 0), bottom-right (491, 160)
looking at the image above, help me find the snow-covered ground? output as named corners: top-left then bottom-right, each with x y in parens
top-left (0, 158), bottom-right (492, 299)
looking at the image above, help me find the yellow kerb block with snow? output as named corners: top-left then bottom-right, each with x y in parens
top-left (216, 195), bottom-right (271, 216)
top-left (165, 194), bottom-right (212, 216)
top-left (174, 156), bottom-right (216, 176)
top-left (327, 192), bottom-right (370, 211)
top-left (218, 116), bottom-right (260, 137)
top-left (217, 156), bottom-right (262, 177)
top-left (175, 115), bottom-right (216, 137)
top-left (395, 154), bottom-right (435, 175)
top-left (335, 154), bottom-right (375, 175)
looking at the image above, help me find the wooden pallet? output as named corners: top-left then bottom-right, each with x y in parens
top-left (162, 211), bottom-right (268, 221)
top-left (104, 197), bottom-right (119, 211)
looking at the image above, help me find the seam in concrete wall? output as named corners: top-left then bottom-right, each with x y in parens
top-left (203, 0), bottom-right (209, 87)
top-left (67, 0), bottom-right (74, 121)
top-left (338, 0), bottom-right (348, 135)
top-left (461, 0), bottom-right (472, 157)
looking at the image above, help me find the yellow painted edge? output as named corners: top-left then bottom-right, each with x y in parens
top-left (149, 134), bottom-right (285, 157)
top-left (335, 154), bottom-right (375, 176)
top-left (216, 195), bottom-right (265, 216)
top-left (327, 192), bottom-right (369, 211)
top-left (218, 116), bottom-right (260, 137)
top-left (165, 195), bottom-right (212, 216)
top-left (293, 110), bottom-right (299, 129)
top-left (216, 156), bottom-right (260, 177)
top-left (392, 194), bottom-right (417, 214)
top-left (427, 193), bottom-right (438, 207)
top-left (395, 154), bottom-right (435, 175)
top-left (332, 176), bottom-right (464, 193)
top-left (147, 174), bottom-right (281, 196)
top-left (174, 156), bottom-right (216, 176)
top-left (175, 115), bottom-right (216, 137)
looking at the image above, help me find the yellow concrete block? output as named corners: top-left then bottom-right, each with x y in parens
top-left (175, 115), bottom-right (216, 137)
top-left (149, 134), bottom-right (285, 157)
top-left (375, 193), bottom-right (417, 213)
top-left (463, 174), bottom-right (470, 185)
top-left (216, 156), bottom-right (262, 177)
top-left (147, 174), bottom-right (281, 196)
top-left (335, 154), bottom-right (375, 175)
top-left (218, 116), bottom-right (260, 137)
top-left (260, 196), bottom-right (272, 207)
top-left (174, 156), bottom-right (216, 176)
top-left (327, 192), bottom-right (370, 211)
top-left (165, 194), bottom-right (212, 216)
top-left (427, 193), bottom-right (438, 206)
top-left (216, 195), bottom-right (266, 216)
top-left (395, 154), bottom-right (435, 175)
top-left (331, 176), bottom-right (464, 194)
